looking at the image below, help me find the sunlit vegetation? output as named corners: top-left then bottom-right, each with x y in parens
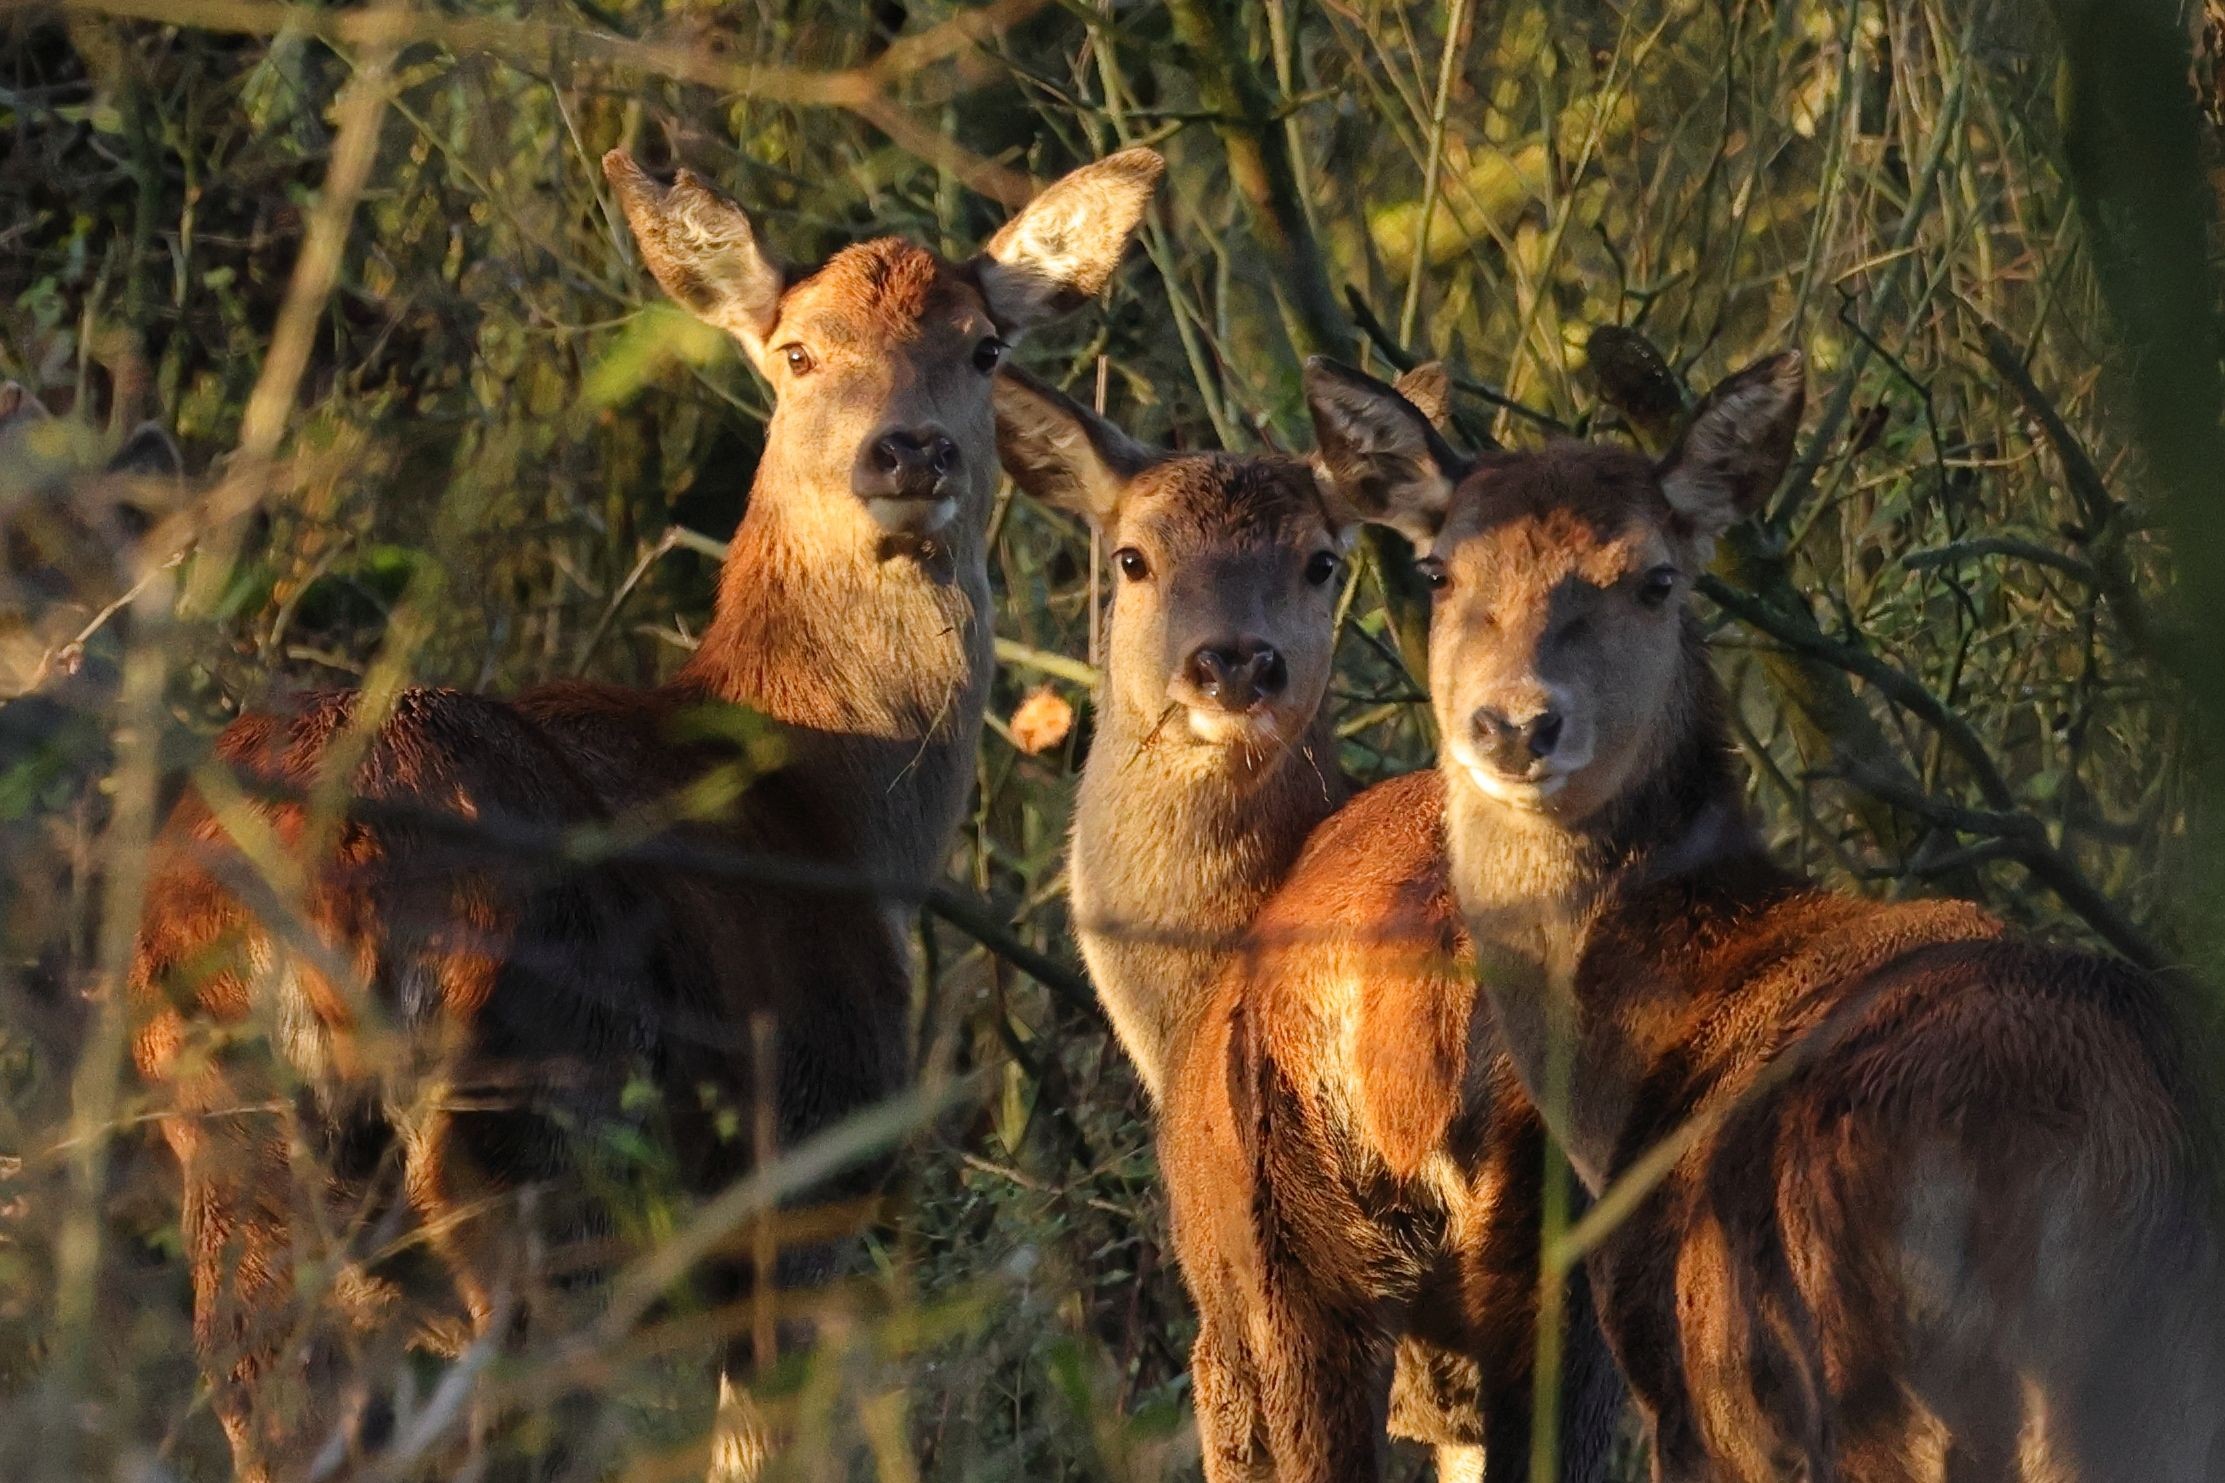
top-left (2, 0), bottom-right (2219, 1477)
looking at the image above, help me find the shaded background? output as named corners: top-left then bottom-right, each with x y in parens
top-left (2, 0), bottom-right (2221, 1477)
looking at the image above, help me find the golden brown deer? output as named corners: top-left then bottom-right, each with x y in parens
top-left (1025, 364), bottom-right (1449, 1105)
top-left (995, 369), bottom-right (1617, 1483)
top-left (127, 145), bottom-right (1161, 1481)
top-left (1300, 352), bottom-right (2225, 1482)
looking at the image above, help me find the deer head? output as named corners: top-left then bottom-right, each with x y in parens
top-left (994, 369), bottom-right (1362, 764)
top-left (996, 364), bottom-right (1452, 763)
top-left (605, 148), bottom-right (1164, 558)
top-left (1306, 352), bottom-right (1804, 822)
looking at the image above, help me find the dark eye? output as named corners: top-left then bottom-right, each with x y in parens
top-left (1304, 550), bottom-right (1340, 587)
top-left (1415, 556), bottom-right (1450, 593)
top-left (972, 336), bottom-right (1008, 374)
top-left (780, 344), bottom-right (815, 376)
top-left (1638, 565), bottom-right (1678, 608)
top-left (1114, 547), bottom-right (1150, 582)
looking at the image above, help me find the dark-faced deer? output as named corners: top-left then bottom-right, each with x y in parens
top-left (1306, 352), bottom-right (2225, 1482)
top-left (995, 369), bottom-right (1614, 1483)
top-left (127, 146), bottom-right (1160, 1481)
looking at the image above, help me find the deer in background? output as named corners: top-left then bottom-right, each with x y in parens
top-left (128, 144), bottom-right (1161, 1481)
top-left (1304, 352), bottom-right (2225, 1482)
top-left (993, 368), bottom-right (1616, 1483)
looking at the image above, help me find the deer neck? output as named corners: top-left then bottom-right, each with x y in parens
top-left (677, 465), bottom-right (992, 891)
top-left (1071, 696), bottom-right (1346, 1103)
top-left (1444, 659), bottom-right (1757, 1190)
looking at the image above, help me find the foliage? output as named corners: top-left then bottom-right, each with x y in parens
top-left (0, 0), bottom-right (2215, 1477)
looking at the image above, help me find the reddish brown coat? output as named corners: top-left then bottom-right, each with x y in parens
top-left (128, 147), bottom-right (1162, 1481)
top-left (1164, 771), bottom-right (1622, 1483)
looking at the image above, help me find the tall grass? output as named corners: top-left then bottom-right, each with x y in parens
top-left (1, 0), bottom-right (2214, 1477)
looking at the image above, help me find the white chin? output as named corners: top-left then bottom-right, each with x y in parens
top-left (1187, 709), bottom-right (1280, 746)
top-left (1463, 764), bottom-right (1570, 810)
top-left (865, 495), bottom-right (957, 535)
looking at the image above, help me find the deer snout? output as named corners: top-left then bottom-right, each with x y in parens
top-left (1472, 704), bottom-right (1564, 775)
top-left (1180, 641), bottom-right (1288, 714)
top-left (855, 426), bottom-right (961, 503)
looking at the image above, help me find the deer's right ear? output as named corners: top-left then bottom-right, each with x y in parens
top-left (993, 369), bottom-right (1156, 524)
top-left (1304, 357), bottom-right (1466, 546)
top-left (604, 151), bottom-right (786, 362)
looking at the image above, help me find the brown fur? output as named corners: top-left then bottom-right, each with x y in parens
top-left (128, 148), bottom-right (1161, 1481)
top-left (1306, 353), bottom-right (2225, 1483)
top-left (1163, 770), bottom-right (1623, 1483)
top-left (1004, 370), bottom-right (1589, 1480)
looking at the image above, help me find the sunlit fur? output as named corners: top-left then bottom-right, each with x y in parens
top-left (992, 374), bottom-right (1351, 1101)
top-left (1315, 354), bottom-right (2225, 1483)
top-left (128, 147), bottom-right (1160, 1483)
top-left (1161, 768), bottom-right (1626, 1483)
top-left (1009, 370), bottom-right (1594, 1481)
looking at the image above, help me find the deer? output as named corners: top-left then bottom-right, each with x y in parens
top-left (126, 143), bottom-right (1162, 1482)
top-left (993, 367), bottom-right (1617, 1483)
top-left (1295, 350), bottom-right (2225, 1482)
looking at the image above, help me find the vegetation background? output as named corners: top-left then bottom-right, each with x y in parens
top-left (3, 0), bottom-right (2222, 1477)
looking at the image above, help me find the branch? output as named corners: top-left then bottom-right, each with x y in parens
top-left (926, 887), bottom-right (1098, 1019)
top-left (1702, 573), bottom-right (2169, 969)
top-left (1702, 574), bottom-right (2018, 811)
top-left (1347, 288), bottom-right (1568, 435)
top-left (1161, 0), bottom-right (1351, 358)
top-left (1976, 324), bottom-right (2161, 657)
top-left (46, 0), bottom-right (1049, 205)
top-left (1899, 536), bottom-right (2099, 584)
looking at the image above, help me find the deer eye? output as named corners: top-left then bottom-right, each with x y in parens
top-left (1638, 564), bottom-right (1678, 608)
top-left (780, 344), bottom-right (815, 377)
top-left (1114, 547), bottom-right (1150, 582)
top-left (1415, 556), bottom-right (1450, 593)
top-left (1304, 551), bottom-right (1340, 587)
top-left (972, 336), bottom-right (1008, 374)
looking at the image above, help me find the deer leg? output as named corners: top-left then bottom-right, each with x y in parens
top-left (1253, 1285), bottom-right (1393, 1483)
top-left (1192, 1318), bottom-right (1275, 1483)
top-left (174, 1106), bottom-right (381, 1483)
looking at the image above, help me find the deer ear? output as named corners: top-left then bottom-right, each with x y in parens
top-left (975, 148), bottom-right (1164, 335)
top-left (1390, 362), bottom-right (1453, 432)
top-left (993, 369), bottom-right (1157, 524)
top-left (1304, 357), bottom-right (1467, 546)
top-left (604, 150), bottom-right (786, 362)
top-left (1657, 351), bottom-right (1805, 547)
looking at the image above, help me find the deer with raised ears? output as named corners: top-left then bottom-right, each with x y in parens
top-left (127, 145), bottom-right (1161, 1482)
top-left (995, 363), bottom-right (1451, 1104)
top-left (994, 368), bottom-right (1616, 1483)
top-left (1306, 352), bottom-right (2225, 1483)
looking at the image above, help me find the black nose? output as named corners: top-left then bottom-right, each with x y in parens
top-left (855, 427), bottom-right (960, 501)
top-left (1474, 706), bottom-right (1563, 773)
top-left (1184, 642), bottom-right (1288, 713)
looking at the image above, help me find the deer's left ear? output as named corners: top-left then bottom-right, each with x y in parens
top-left (974, 149), bottom-right (1164, 335)
top-left (1657, 351), bottom-right (1805, 548)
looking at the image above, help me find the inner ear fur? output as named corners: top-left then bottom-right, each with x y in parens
top-left (1303, 356), bottom-right (1469, 546)
top-left (1656, 350), bottom-right (1806, 538)
top-left (604, 150), bottom-right (786, 358)
top-left (992, 368), bottom-right (1160, 523)
top-left (975, 148), bottom-right (1165, 334)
